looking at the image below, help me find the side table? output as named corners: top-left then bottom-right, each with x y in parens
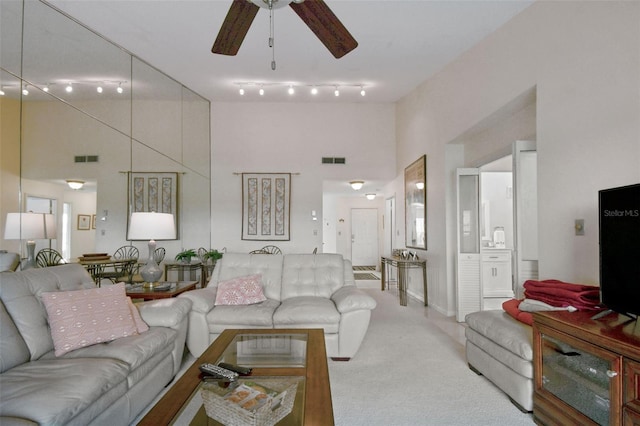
top-left (164, 260), bottom-right (206, 288)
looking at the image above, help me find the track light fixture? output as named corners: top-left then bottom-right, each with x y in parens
top-left (65, 83), bottom-right (73, 93)
top-left (117, 83), bottom-right (123, 94)
top-left (233, 82), bottom-right (371, 98)
top-left (22, 85), bottom-right (29, 96)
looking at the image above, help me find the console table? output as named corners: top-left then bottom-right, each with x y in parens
top-left (380, 255), bottom-right (427, 306)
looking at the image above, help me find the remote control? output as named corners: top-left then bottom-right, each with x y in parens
top-left (199, 363), bottom-right (239, 381)
top-left (218, 362), bottom-right (252, 375)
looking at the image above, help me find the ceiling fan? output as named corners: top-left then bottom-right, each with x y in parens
top-left (212, 0), bottom-right (358, 59)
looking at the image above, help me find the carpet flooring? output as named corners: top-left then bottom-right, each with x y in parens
top-left (328, 289), bottom-right (535, 425)
top-left (134, 289), bottom-right (535, 425)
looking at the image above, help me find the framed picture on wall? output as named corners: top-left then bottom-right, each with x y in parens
top-left (405, 155), bottom-right (427, 250)
top-left (242, 173), bottom-right (291, 241)
top-left (77, 214), bottom-right (91, 231)
top-left (127, 172), bottom-right (179, 239)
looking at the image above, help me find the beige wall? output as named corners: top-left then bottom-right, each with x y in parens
top-left (210, 102), bottom-right (396, 254)
top-left (0, 97), bottom-right (21, 253)
top-left (395, 1), bottom-right (640, 315)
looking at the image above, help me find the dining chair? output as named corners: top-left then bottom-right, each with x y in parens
top-left (99, 245), bottom-right (139, 284)
top-left (36, 248), bottom-right (64, 267)
top-left (260, 245), bottom-right (282, 254)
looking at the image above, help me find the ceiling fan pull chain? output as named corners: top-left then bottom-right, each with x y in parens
top-left (270, 5), bottom-right (276, 70)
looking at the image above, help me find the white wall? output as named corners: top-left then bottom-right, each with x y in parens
top-left (210, 102), bottom-right (396, 253)
top-left (395, 1), bottom-right (640, 315)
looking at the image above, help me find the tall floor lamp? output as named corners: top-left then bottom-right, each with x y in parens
top-left (4, 212), bottom-right (57, 269)
top-left (127, 212), bottom-right (176, 288)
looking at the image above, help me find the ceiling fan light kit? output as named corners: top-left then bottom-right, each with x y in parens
top-left (212, 0), bottom-right (358, 65)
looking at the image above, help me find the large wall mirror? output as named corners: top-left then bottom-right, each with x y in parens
top-left (0, 0), bottom-right (211, 266)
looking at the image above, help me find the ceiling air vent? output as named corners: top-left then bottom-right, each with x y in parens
top-left (74, 156), bottom-right (87, 163)
top-left (322, 157), bottom-right (346, 164)
top-left (87, 155), bottom-right (99, 162)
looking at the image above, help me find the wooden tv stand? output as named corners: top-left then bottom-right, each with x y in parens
top-left (532, 310), bottom-right (640, 425)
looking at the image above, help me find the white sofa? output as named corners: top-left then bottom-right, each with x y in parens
top-left (464, 310), bottom-right (533, 412)
top-left (179, 253), bottom-right (377, 360)
top-left (0, 264), bottom-right (192, 425)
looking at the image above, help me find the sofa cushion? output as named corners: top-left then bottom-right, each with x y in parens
top-left (215, 274), bottom-right (267, 306)
top-left (273, 296), bottom-right (340, 333)
top-left (0, 264), bottom-right (96, 360)
top-left (128, 298), bottom-right (149, 333)
top-left (0, 302), bottom-right (30, 373)
top-left (0, 358), bottom-right (129, 425)
top-left (210, 253), bottom-right (284, 301)
top-left (281, 254), bottom-right (344, 300)
top-left (207, 299), bottom-right (281, 334)
top-left (465, 310), bottom-right (533, 360)
top-left (41, 283), bottom-right (138, 356)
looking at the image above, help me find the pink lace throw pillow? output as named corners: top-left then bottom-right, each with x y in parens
top-left (41, 283), bottom-right (138, 356)
top-left (214, 274), bottom-right (267, 305)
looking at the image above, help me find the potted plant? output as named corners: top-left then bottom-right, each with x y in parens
top-left (175, 248), bottom-right (196, 264)
top-left (203, 249), bottom-right (223, 265)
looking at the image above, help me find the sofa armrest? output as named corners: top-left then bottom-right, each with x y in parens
top-left (178, 288), bottom-right (217, 313)
top-left (331, 286), bottom-right (377, 314)
top-left (136, 297), bottom-right (192, 329)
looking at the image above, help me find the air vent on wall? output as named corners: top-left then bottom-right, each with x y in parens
top-left (74, 155), bottom-right (99, 163)
top-left (322, 157), bottom-right (346, 164)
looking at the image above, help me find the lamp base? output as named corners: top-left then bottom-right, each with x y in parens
top-left (140, 239), bottom-right (163, 288)
top-left (22, 241), bottom-right (37, 270)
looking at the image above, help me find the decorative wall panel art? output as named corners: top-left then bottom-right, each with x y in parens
top-left (242, 173), bottom-right (291, 241)
top-left (127, 172), bottom-right (179, 239)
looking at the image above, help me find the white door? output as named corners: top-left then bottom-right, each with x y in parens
top-left (351, 208), bottom-right (378, 267)
top-left (513, 140), bottom-right (539, 297)
top-left (455, 169), bottom-right (481, 321)
top-left (384, 196), bottom-right (395, 256)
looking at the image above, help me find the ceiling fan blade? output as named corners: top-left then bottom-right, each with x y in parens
top-left (289, 0), bottom-right (358, 59)
top-left (212, 0), bottom-right (260, 56)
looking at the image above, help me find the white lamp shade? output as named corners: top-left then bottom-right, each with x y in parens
top-left (127, 212), bottom-right (176, 240)
top-left (4, 212), bottom-right (56, 240)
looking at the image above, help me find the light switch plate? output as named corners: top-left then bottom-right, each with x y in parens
top-left (575, 219), bottom-right (585, 236)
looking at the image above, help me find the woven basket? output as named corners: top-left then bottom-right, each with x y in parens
top-left (201, 377), bottom-right (300, 426)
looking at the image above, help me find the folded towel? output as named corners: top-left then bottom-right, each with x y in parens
top-left (523, 279), bottom-right (601, 311)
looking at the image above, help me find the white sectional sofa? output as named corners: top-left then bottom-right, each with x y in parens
top-left (179, 253), bottom-right (377, 360)
top-left (0, 264), bottom-right (192, 425)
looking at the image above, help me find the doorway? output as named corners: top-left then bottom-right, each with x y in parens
top-left (351, 208), bottom-right (378, 267)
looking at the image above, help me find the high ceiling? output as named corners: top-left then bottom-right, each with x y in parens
top-left (48, 0), bottom-right (533, 104)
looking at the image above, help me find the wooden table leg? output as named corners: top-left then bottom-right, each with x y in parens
top-left (398, 264), bottom-right (407, 306)
top-left (381, 258), bottom-right (387, 291)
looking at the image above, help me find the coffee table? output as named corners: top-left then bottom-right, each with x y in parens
top-left (126, 281), bottom-right (198, 300)
top-left (138, 328), bottom-right (333, 425)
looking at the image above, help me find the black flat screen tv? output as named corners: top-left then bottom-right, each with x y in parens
top-left (598, 183), bottom-right (640, 318)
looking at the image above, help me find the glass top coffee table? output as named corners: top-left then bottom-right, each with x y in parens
top-left (138, 328), bottom-right (333, 425)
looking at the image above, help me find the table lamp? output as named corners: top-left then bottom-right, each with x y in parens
top-left (127, 212), bottom-right (176, 288)
top-left (4, 212), bottom-right (57, 269)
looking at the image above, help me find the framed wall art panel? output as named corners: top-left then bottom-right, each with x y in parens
top-left (127, 172), bottom-right (179, 239)
top-left (242, 173), bottom-right (291, 241)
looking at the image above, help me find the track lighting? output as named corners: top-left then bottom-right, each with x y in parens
top-left (65, 83), bottom-right (73, 93)
top-left (43, 84), bottom-right (50, 93)
top-left (0, 88), bottom-right (5, 96)
top-left (234, 82), bottom-right (371, 98)
top-left (22, 85), bottom-right (29, 96)
top-left (96, 86), bottom-right (103, 94)
top-left (117, 83), bottom-right (123, 94)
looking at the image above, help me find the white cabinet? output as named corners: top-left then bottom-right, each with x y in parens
top-left (481, 250), bottom-right (513, 310)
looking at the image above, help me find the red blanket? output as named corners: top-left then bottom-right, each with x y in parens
top-left (502, 299), bottom-right (533, 326)
top-left (523, 279), bottom-right (601, 311)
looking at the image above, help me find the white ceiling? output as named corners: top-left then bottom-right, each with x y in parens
top-left (48, 0), bottom-right (534, 104)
